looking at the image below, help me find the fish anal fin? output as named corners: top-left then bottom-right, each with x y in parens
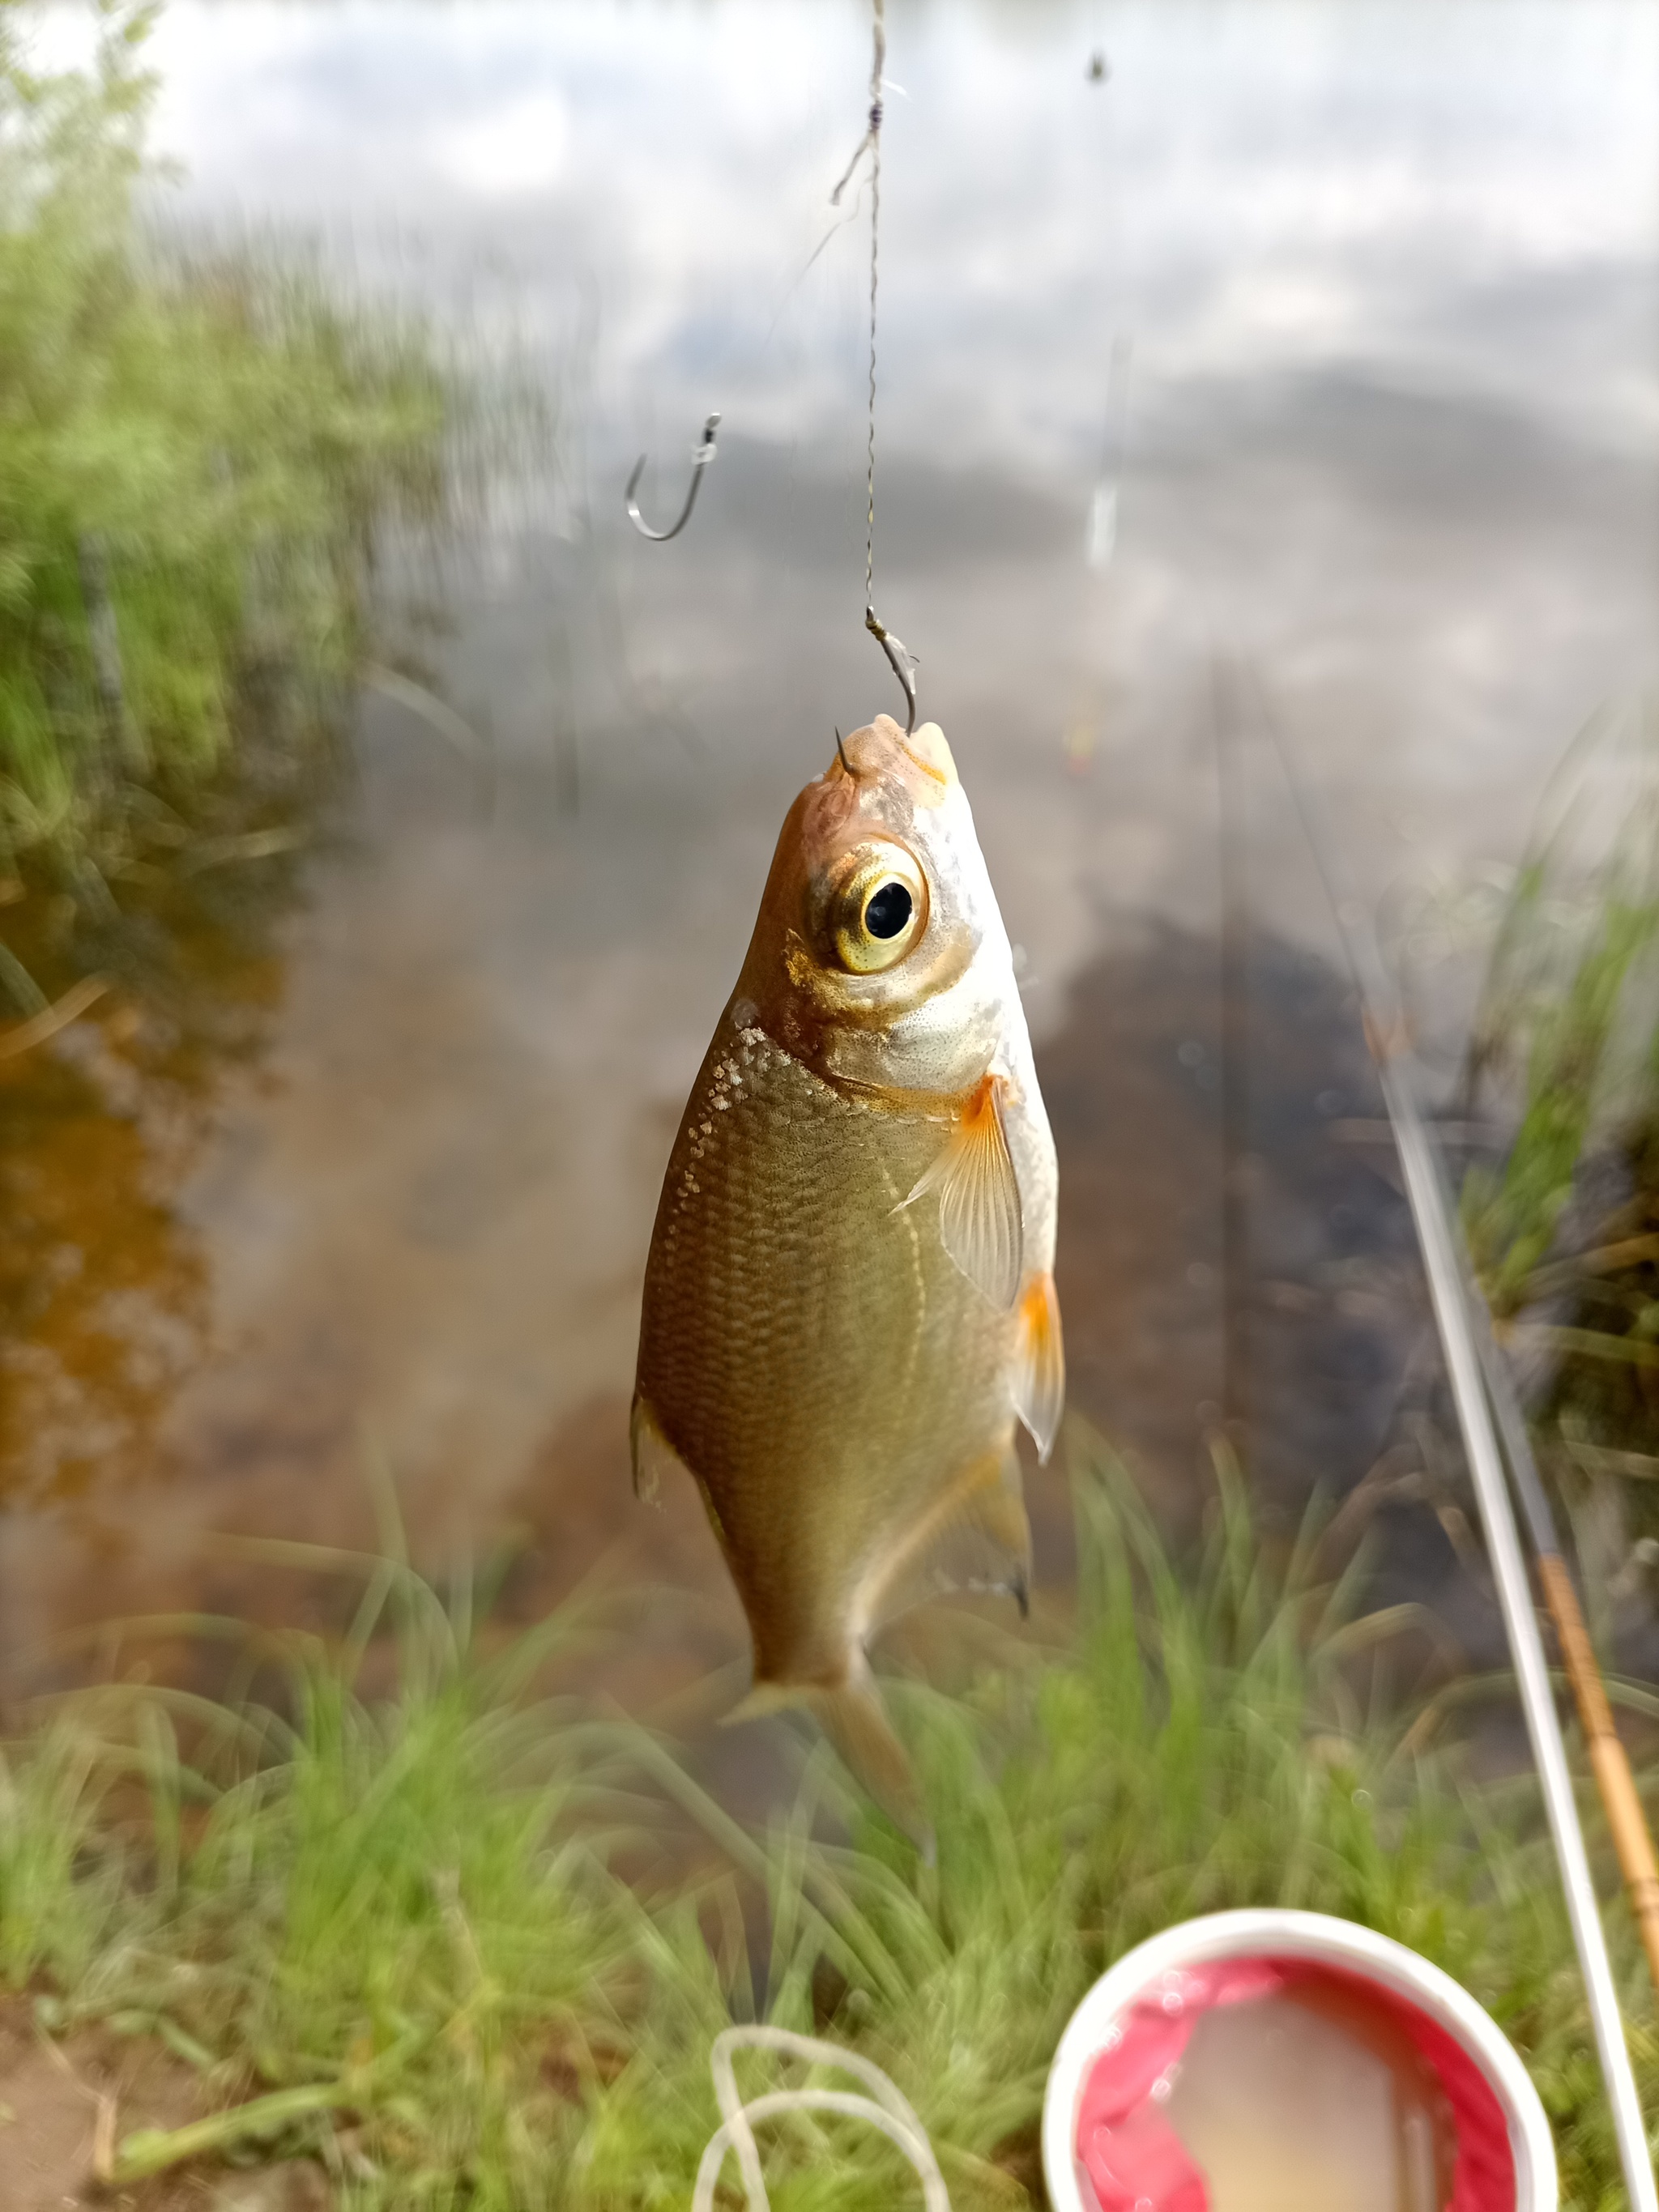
top-left (899, 1072), bottom-right (1023, 1310)
top-left (863, 1446), bottom-right (1033, 1629)
top-left (1013, 1271), bottom-right (1065, 1464)
top-left (629, 1392), bottom-right (681, 1506)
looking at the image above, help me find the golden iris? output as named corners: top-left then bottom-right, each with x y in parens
top-left (825, 842), bottom-right (928, 973)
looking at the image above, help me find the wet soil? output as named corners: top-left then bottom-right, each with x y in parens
top-left (0, 1997), bottom-right (328, 2212)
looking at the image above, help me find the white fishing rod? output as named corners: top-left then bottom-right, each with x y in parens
top-left (1256, 683), bottom-right (1657, 2212)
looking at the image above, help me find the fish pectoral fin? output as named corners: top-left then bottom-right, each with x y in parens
top-left (898, 1072), bottom-right (1023, 1310)
top-left (629, 1392), bottom-right (680, 1507)
top-left (1013, 1272), bottom-right (1065, 1464)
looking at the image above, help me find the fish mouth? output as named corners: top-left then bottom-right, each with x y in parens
top-left (832, 714), bottom-right (957, 799)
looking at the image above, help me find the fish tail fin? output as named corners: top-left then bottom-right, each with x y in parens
top-left (723, 1667), bottom-right (932, 1856)
top-left (722, 1681), bottom-right (802, 1726)
top-left (808, 1668), bottom-right (932, 1856)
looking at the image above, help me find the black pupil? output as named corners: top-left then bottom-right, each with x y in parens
top-left (864, 880), bottom-right (913, 940)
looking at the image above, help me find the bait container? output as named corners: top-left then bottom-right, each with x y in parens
top-left (1042, 1909), bottom-right (1556, 2212)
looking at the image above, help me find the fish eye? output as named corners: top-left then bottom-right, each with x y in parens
top-left (864, 880), bottom-right (912, 939)
top-left (825, 842), bottom-right (928, 974)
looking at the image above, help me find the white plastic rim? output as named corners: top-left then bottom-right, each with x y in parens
top-left (1041, 1909), bottom-right (1558, 2212)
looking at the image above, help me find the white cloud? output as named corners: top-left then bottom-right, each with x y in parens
top-left (437, 92), bottom-right (571, 199)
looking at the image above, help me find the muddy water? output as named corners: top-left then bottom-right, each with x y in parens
top-left (4, 1), bottom-right (1659, 1742)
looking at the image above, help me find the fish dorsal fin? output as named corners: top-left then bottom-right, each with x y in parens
top-left (1013, 1271), bottom-right (1065, 1464)
top-left (900, 1073), bottom-right (1023, 1309)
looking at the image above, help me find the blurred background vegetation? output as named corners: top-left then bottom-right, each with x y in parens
top-left (0, 0), bottom-right (454, 910)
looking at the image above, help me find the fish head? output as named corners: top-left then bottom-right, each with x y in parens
top-left (734, 714), bottom-right (1017, 1095)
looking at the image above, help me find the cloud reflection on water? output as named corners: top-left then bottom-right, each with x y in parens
top-left (141, 0), bottom-right (1659, 468)
top-left (137, 0), bottom-right (1659, 927)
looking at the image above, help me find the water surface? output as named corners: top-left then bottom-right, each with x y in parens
top-left (5, 0), bottom-right (1658, 1721)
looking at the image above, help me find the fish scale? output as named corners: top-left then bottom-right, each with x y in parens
top-left (641, 1012), bottom-right (1018, 1686)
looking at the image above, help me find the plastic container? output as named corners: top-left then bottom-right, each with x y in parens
top-left (1042, 1909), bottom-right (1556, 2212)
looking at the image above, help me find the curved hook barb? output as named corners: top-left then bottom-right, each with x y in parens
top-left (865, 604), bottom-right (917, 735)
top-left (625, 411), bottom-right (722, 543)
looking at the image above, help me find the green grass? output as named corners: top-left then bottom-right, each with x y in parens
top-left (7, 1558), bottom-right (680, 2207)
top-left (2, 1431), bottom-right (1656, 2208)
top-left (1461, 697), bottom-right (1659, 1311)
top-left (1464, 893), bottom-right (1659, 1311)
top-left (1456, 691), bottom-right (1659, 1579)
top-left (0, 0), bottom-right (456, 889)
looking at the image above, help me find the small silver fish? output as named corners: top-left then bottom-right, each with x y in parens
top-left (632, 714), bottom-right (1062, 1829)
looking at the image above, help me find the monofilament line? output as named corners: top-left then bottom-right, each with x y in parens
top-left (864, 0), bottom-right (884, 609)
top-left (830, 0), bottom-right (886, 607)
top-left (831, 0), bottom-right (917, 733)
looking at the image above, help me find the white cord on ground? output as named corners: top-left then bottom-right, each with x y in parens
top-left (692, 2026), bottom-right (952, 2211)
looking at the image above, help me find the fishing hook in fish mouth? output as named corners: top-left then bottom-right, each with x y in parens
top-left (865, 604), bottom-right (918, 735)
top-left (625, 412), bottom-right (722, 542)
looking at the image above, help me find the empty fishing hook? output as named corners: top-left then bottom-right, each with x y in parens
top-left (865, 605), bottom-right (917, 734)
top-left (625, 411), bottom-right (722, 543)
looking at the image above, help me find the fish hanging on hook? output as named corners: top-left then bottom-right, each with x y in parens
top-left (631, 714), bottom-right (1063, 1843)
top-left (625, 411), bottom-right (721, 542)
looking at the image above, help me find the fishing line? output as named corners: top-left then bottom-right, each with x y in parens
top-left (834, 4), bottom-right (883, 620)
top-left (834, 0), bottom-right (919, 735)
top-left (626, 0), bottom-right (920, 736)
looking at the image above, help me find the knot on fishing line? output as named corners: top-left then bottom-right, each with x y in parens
top-left (869, 99), bottom-right (883, 132)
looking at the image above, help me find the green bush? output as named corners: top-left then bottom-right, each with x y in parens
top-left (0, 0), bottom-right (452, 872)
